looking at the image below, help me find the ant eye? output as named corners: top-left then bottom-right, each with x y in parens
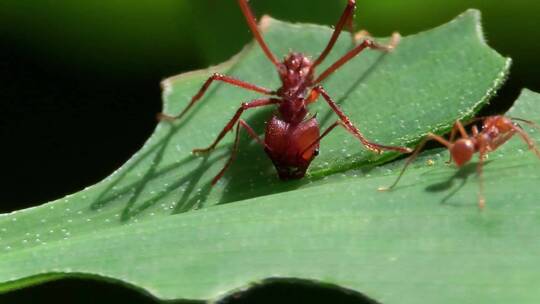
top-left (314, 149), bottom-right (319, 156)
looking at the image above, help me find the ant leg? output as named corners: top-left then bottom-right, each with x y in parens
top-left (314, 32), bottom-right (401, 84)
top-left (346, 11), bottom-right (356, 44)
top-left (476, 149), bottom-right (487, 209)
top-left (448, 120), bottom-right (468, 143)
top-left (455, 120), bottom-right (469, 138)
top-left (237, 0), bottom-right (281, 67)
top-left (353, 30), bottom-right (371, 44)
top-left (311, 0), bottom-right (357, 70)
top-left (446, 124), bottom-right (458, 164)
top-left (379, 133), bottom-right (452, 191)
top-left (446, 120), bottom-right (470, 163)
top-left (211, 120), bottom-right (265, 185)
top-left (193, 98), bottom-right (279, 154)
top-left (471, 125), bottom-right (480, 136)
top-left (340, 2), bottom-right (377, 44)
top-left (312, 86), bottom-right (412, 153)
top-left (300, 121), bottom-right (342, 156)
top-left (511, 124), bottom-right (540, 158)
top-left (158, 73), bottom-right (274, 121)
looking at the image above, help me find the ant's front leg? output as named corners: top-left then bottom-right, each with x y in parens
top-left (311, 86), bottom-right (412, 154)
top-left (192, 98), bottom-right (279, 155)
top-left (310, 0), bottom-right (357, 70)
top-left (314, 32), bottom-right (401, 84)
top-left (511, 124), bottom-right (540, 158)
top-left (158, 73), bottom-right (275, 121)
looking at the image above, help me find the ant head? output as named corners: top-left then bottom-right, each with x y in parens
top-left (450, 138), bottom-right (475, 167)
top-left (495, 116), bottom-right (515, 132)
top-left (483, 115), bottom-right (514, 133)
top-left (280, 53), bottom-right (313, 83)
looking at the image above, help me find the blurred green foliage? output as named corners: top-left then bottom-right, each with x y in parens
top-left (1, 0), bottom-right (539, 91)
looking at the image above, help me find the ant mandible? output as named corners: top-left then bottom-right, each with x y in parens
top-left (159, 0), bottom-right (412, 184)
top-left (379, 115), bottom-right (540, 209)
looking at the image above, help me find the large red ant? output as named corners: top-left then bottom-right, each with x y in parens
top-left (379, 115), bottom-right (540, 209)
top-left (159, 0), bottom-right (412, 184)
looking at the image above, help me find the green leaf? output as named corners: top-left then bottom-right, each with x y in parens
top-left (0, 10), bottom-right (520, 303)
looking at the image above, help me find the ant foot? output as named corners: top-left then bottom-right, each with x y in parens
top-left (478, 197), bottom-right (486, 210)
top-left (157, 113), bottom-right (177, 122)
top-left (365, 145), bottom-right (384, 154)
top-left (373, 149), bottom-right (384, 155)
top-left (402, 147), bottom-right (414, 153)
top-left (532, 147), bottom-right (540, 159)
top-left (377, 186), bottom-right (391, 192)
top-left (192, 148), bottom-right (212, 155)
top-left (386, 32), bottom-right (401, 52)
top-left (354, 30), bottom-right (372, 43)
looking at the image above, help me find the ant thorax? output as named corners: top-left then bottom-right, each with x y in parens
top-left (276, 53), bottom-right (314, 124)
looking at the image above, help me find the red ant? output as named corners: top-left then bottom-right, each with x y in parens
top-left (379, 115), bottom-right (540, 209)
top-left (159, 0), bottom-right (411, 184)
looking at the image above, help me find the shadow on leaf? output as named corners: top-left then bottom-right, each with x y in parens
top-left (89, 44), bottom-right (401, 220)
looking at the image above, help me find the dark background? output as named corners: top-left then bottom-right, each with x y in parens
top-left (1, 0), bottom-right (539, 302)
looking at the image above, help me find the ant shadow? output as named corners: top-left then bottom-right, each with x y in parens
top-left (89, 110), bottom-right (226, 221)
top-left (424, 162), bottom-right (481, 207)
top-left (425, 160), bottom-right (531, 207)
top-left (318, 52), bottom-right (390, 127)
top-left (88, 55), bottom-right (258, 221)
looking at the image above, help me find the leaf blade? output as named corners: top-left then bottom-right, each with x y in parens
top-left (0, 10), bottom-right (529, 304)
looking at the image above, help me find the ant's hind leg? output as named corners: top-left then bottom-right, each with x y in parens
top-left (157, 73), bottom-right (274, 122)
top-left (312, 86), bottom-right (412, 154)
top-left (211, 120), bottom-right (265, 185)
top-left (314, 32), bottom-right (401, 83)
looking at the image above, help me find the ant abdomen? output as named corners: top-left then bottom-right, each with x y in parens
top-left (264, 115), bottom-right (320, 179)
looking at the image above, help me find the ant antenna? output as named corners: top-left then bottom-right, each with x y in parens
top-left (510, 117), bottom-right (540, 131)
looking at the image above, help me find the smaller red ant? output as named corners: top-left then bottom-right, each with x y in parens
top-left (379, 115), bottom-right (540, 209)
